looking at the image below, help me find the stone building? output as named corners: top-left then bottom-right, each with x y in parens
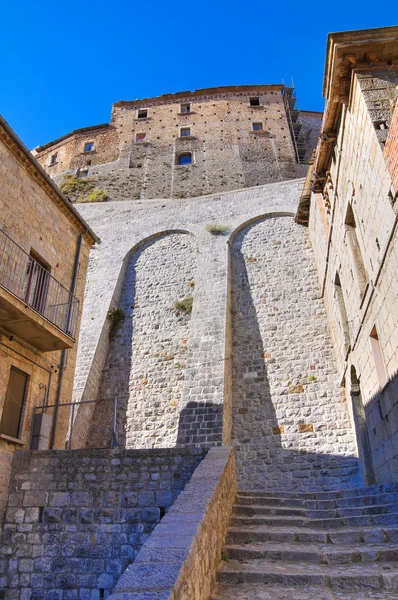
top-left (32, 85), bottom-right (322, 201)
top-left (1, 25), bottom-right (398, 600)
top-left (0, 116), bottom-right (98, 522)
top-left (298, 25), bottom-right (398, 485)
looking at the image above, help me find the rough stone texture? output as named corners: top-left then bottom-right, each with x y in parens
top-left (109, 447), bottom-right (236, 600)
top-left (0, 121), bottom-right (94, 526)
top-left (231, 216), bottom-right (361, 491)
top-left (72, 180), bottom-right (305, 450)
top-left (33, 86), bottom-right (320, 202)
top-left (308, 69), bottom-right (398, 484)
top-left (0, 447), bottom-right (205, 599)
top-left (87, 233), bottom-right (197, 448)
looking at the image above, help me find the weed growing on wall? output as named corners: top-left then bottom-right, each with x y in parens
top-left (173, 297), bottom-right (193, 315)
top-left (206, 224), bottom-right (230, 235)
top-left (107, 307), bottom-right (126, 339)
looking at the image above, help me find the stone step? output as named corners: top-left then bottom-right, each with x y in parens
top-left (216, 558), bottom-right (398, 589)
top-left (230, 512), bottom-right (398, 530)
top-left (224, 542), bottom-right (398, 564)
top-left (236, 491), bottom-right (398, 510)
top-left (226, 524), bottom-right (398, 545)
top-left (233, 502), bottom-right (398, 519)
top-left (238, 482), bottom-right (398, 501)
top-left (211, 582), bottom-right (398, 599)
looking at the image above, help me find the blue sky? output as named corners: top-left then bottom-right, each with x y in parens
top-left (1, 1), bottom-right (396, 150)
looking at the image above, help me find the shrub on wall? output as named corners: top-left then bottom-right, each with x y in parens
top-left (173, 297), bottom-right (193, 315)
top-left (206, 224), bottom-right (230, 235)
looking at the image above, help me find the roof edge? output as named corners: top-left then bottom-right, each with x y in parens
top-left (0, 115), bottom-right (100, 245)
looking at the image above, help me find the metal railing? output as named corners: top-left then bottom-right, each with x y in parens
top-left (31, 398), bottom-right (118, 450)
top-left (0, 229), bottom-right (79, 338)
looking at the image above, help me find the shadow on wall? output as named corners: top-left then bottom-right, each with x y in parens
top-left (176, 401), bottom-right (223, 446)
top-left (83, 231), bottom-right (197, 449)
top-left (364, 371), bottom-right (398, 484)
top-left (230, 213), bottom-right (363, 492)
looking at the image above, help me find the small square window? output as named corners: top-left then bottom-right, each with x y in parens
top-left (136, 133), bottom-right (146, 143)
top-left (178, 152), bottom-right (192, 165)
top-left (50, 153), bottom-right (58, 165)
top-left (84, 142), bottom-right (94, 153)
top-left (252, 122), bottom-right (263, 131)
top-left (250, 97), bottom-right (260, 106)
top-left (80, 170), bottom-right (89, 178)
top-left (181, 103), bottom-right (191, 113)
top-left (137, 109), bottom-right (148, 119)
top-left (180, 127), bottom-right (191, 137)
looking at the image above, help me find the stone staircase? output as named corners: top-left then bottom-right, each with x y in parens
top-left (211, 483), bottom-right (398, 599)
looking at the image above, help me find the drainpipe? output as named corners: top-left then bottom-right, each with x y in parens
top-left (50, 228), bottom-right (87, 449)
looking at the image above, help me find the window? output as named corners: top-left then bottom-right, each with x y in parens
top-left (181, 103), bottom-right (191, 113)
top-left (180, 127), bottom-right (191, 137)
top-left (250, 97), bottom-right (260, 106)
top-left (177, 152), bottom-right (192, 165)
top-left (137, 109), bottom-right (148, 119)
top-left (80, 169), bottom-right (89, 178)
top-left (0, 367), bottom-right (29, 439)
top-left (252, 122), bottom-right (263, 131)
top-left (370, 326), bottom-right (388, 389)
top-left (84, 142), bottom-right (94, 153)
top-left (50, 154), bottom-right (58, 165)
top-left (136, 133), bottom-right (146, 143)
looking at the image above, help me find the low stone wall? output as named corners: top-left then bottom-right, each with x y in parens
top-left (0, 447), bottom-right (206, 599)
top-left (108, 446), bottom-right (236, 600)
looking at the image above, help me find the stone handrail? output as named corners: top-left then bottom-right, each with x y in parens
top-left (109, 446), bottom-right (236, 600)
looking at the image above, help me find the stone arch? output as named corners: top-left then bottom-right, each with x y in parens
top-left (86, 230), bottom-right (198, 448)
top-left (230, 213), bottom-right (361, 491)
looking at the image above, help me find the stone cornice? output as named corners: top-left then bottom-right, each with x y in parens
top-left (113, 84), bottom-right (284, 109)
top-left (0, 116), bottom-right (100, 245)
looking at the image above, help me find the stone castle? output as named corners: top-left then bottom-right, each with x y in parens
top-left (0, 24), bottom-right (398, 600)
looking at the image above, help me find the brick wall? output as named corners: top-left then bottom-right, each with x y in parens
top-left (0, 447), bottom-right (205, 599)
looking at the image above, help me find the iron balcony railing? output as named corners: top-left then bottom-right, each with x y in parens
top-left (0, 228), bottom-right (79, 338)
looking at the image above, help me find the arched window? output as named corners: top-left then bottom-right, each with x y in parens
top-left (178, 153), bottom-right (192, 166)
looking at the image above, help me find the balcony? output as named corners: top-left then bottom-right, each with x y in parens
top-left (0, 229), bottom-right (79, 351)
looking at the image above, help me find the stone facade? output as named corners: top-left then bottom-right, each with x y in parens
top-left (0, 447), bottom-right (205, 599)
top-left (0, 117), bottom-right (98, 525)
top-left (305, 27), bottom-right (398, 484)
top-left (33, 86), bottom-right (321, 201)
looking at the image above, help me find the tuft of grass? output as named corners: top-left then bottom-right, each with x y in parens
top-left (107, 307), bottom-right (125, 340)
top-left (82, 188), bottom-right (108, 203)
top-left (60, 174), bottom-right (95, 200)
top-left (206, 224), bottom-right (230, 236)
top-left (221, 549), bottom-right (229, 562)
top-left (173, 296), bottom-right (193, 315)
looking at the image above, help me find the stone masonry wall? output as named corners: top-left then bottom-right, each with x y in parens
top-left (309, 72), bottom-right (398, 484)
top-left (34, 87), bottom-right (320, 202)
top-left (231, 215), bottom-right (362, 492)
top-left (0, 447), bottom-right (205, 600)
top-left (87, 233), bottom-right (197, 449)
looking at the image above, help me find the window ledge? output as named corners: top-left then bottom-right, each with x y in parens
top-left (48, 162), bottom-right (58, 167)
top-left (81, 150), bottom-right (96, 155)
top-left (178, 111), bottom-right (196, 116)
top-left (248, 105), bottom-right (264, 108)
top-left (0, 433), bottom-right (26, 446)
top-left (177, 136), bottom-right (196, 141)
top-left (135, 117), bottom-right (151, 122)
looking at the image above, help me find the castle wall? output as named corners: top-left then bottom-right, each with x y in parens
top-left (87, 232), bottom-right (197, 449)
top-left (231, 215), bottom-right (361, 491)
top-left (70, 178), bottom-right (360, 490)
top-left (33, 87), bottom-right (321, 201)
top-left (308, 71), bottom-right (398, 483)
